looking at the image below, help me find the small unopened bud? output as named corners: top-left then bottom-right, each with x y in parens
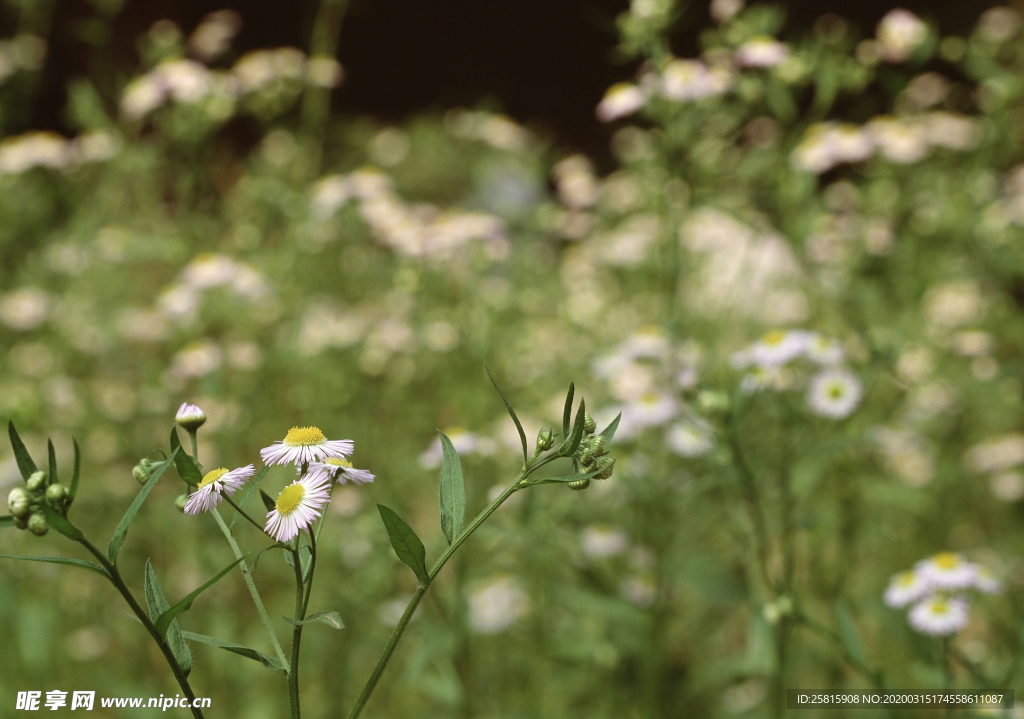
top-left (583, 413), bottom-right (597, 435)
top-left (45, 484), bottom-right (67, 508)
top-left (579, 447), bottom-right (594, 465)
top-left (568, 478), bottom-right (591, 491)
top-left (26, 470), bottom-right (47, 492)
top-left (8, 487), bottom-right (31, 518)
top-left (132, 458), bottom-right (156, 485)
top-left (174, 494), bottom-right (189, 513)
top-left (591, 435), bottom-right (606, 456)
top-left (537, 427), bottom-right (555, 451)
top-left (14, 515), bottom-right (28, 530)
top-left (27, 512), bottom-right (48, 536)
top-left (594, 457), bottom-right (614, 480)
top-left (175, 402), bottom-right (207, 432)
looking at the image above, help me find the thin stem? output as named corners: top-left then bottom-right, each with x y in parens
top-left (289, 545), bottom-right (306, 719)
top-left (726, 411), bottom-right (775, 595)
top-left (77, 536), bottom-right (205, 719)
top-left (302, 529), bottom-right (317, 617)
top-left (795, 613), bottom-right (886, 691)
top-left (210, 508), bottom-right (290, 670)
top-left (188, 431), bottom-right (201, 471)
top-left (346, 468), bottom-right (528, 719)
top-left (223, 495), bottom-right (273, 538)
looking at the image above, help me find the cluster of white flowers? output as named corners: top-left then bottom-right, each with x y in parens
top-left (884, 552), bottom-right (1000, 635)
top-left (0, 286), bottom-right (51, 331)
top-left (731, 329), bottom-right (863, 418)
top-left (442, 109), bottom-right (535, 153)
top-left (874, 9), bottom-right (928, 63)
top-left (155, 252), bottom-right (271, 327)
top-left (0, 33), bottom-right (46, 87)
top-left (965, 433), bottom-right (1024, 502)
top-left (179, 407), bottom-right (374, 543)
top-left (310, 168), bottom-right (508, 260)
top-left (790, 111), bottom-right (980, 174)
top-left (0, 130), bottom-right (121, 175)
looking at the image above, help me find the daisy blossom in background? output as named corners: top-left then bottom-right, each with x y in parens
top-left (184, 465), bottom-right (254, 515)
top-left (807, 368), bottom-right (862, 419)
top-left (908, 596), bottom-right (969, 636)
top-left (915, 552), bottom-right (977, 591)
top-left (750, 329), bottom-right (809, 367)
top-left (307, 456), bottom-right (376, 485)
top-left (261, 426), bottom-right (354, 466)
top-left (883, 569), bottom-right (930, 608)
top-left (265, 475), bottom-right (332, 542)
top-left (666, 420), bottom-right (715, 457)
top-left (804, 334), bottom-right (844, 365)
top-left (974, 566), bottom-right (1003, 594)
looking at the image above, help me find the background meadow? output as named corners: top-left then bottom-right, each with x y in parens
top-left (3, 0), bottom-right (1024, 716)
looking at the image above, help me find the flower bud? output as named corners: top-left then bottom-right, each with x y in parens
top-left (537, 427), bottom-right (555, 451)
top-left (174, 494), bottom-right (189, 513)
top-left (590, 435), bottom-right (606, 456)
top-left (583, 413), bottom-right (597, 435)
top-left (7, 487), bottom-right (31, 518)
top-left (568, 478), bottom-right (591, 491)
top-left (14, 515), bottom-right (28, 530)
top-left (579, 446), bottom-right (594, 465)
top-left (594, 457), bottom-right (615, 480)
top-left (132, 458), bottom-right (156, 485)
top-left (45, 483), bottom-right (67, 508)
top-left (27, 512), bottom-right (48, 536)
top-left (175, 402), bottom-right (207, 432)
top-left (26, 470), bottom-right (47, 492)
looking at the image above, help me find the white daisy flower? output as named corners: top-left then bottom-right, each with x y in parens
top-left (580, 525), bottom-right (629, 558)
top-left (974, 566), bottom-right (1003, 594)
top-left (807, 368), bottom-right (863, 419)
top-left (915, 552), bottom-right (978, 591)
top-left (735, 37), bottom-right (789, 68)
top-left (666, 421), bottom-right (715, 457)
top-left (804, 334), bottom-right (844, 365)
top-left (740, 365), bottom-right (791, 394)
top-left (184, 465), bottom-right (255, 515)
top-left (908, 595), bottom-right (969, 636)
top-left (307, 456), bottom-right (376, 486)
top-left (264, 475), bottom-right (332, 542)
top-left (750, 329), bottom-right (809, 367)
top-left (883, 569), bottom-right (931, 608)
top-left (620, 392), bottom-right (679, 435)
top-left (596, 83), bottom-right (646, 122)
top-left (260, 426), bottom-right (354, 467)
top-left (175, 402), bottom-right (207, 431)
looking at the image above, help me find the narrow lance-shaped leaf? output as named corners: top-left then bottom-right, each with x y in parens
top-left (562, 382), bottom-right (575, 438)
top-left (485, 364), bottom-right (528, 464)
top-left (154, 558), bottom-right (245, 638)
top-left (521, 462), bottom-right (612, 487)
top-left (170, 428), bottom-right (202, 486)
top-left (47, 439), bottom-right (57, 487)
top-left (180, 631), bottom-right (286, 672)
top-left (438, 431), bottom-right (466, 544)
top-left (564, 398), bottom-right (587, 457)
top-left (260, 489), bottom-right (277, 513)
top-left (68, 438), bottom-right (81, 503)
top-left (145, 560), bottom-right (192, 675)
top-left (283, 610), bottom-right (344, 629)
top-left (0, 552), bottom-right (108, 578)
top-left (107, 448), bottom-right (178, 564)
top-left (834, 599), bottom-right (867, 669)
top-left (8, 421), bottom-right (37, 480)
top-left (377, 504), bottom-right (429, 586)
top-left (41, 504), bottom-right (84, 542)
top-left (599, 413), bottom-right (622, 444)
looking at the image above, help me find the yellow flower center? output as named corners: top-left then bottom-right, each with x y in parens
top-left (326, 457), bottom-right (353, 468)
top-left (198, 468), bottom-right (228, 489)
top-left (930, 600), bottom-right (949, 615)
top-left (763, 330), bottom-right (787, 346)
top-left (284, 426), bottom-right (326, 447)
top-left (897, 571), bottom-right (916, 587)
top-left (933, 552), bottom-right (960, 570)
top-left (827, 383), bottom-right (845, 399)
top-left (276, 483), bottom-right (306, 514)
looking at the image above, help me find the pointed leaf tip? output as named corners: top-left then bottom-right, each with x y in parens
top-left (378, 504), bottom-right (429, 585)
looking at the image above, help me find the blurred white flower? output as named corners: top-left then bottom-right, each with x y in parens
top-left (975, 565), bottom-right (1002, 594)
top-left (924, 112), bottom-right (981, 151)
top-left (188, 9), bottom-right (242, 62)
top-left (790, 123), bottom-right (874, 174)
top-left (418, 428), bottom-right (496, 469)
top-left (580, 525), bottom-right (629, 558)
top-left (0, 131), bottom-right (71, 173)
top-left (121, 75), bottom-right (166, 119)
top-left (709, 0), bottom-right (744, 23)
top-left (924, 280), bottom-right (985, 329)
top-left (233, 47), bottom-right (306, 93)
top-left (915, 553), bottom-right (978, 591)
top-left (976, 7), bottom-right (1021, 44)
top-left (620, 575), bottom-right (657, 606)
top-left (806, 368), bottom-right (862, 419)
top-left (964, 435), bottom-right (1024, 474)
top-left (750, 329), bottom-right (809, 367)
top-left (0, 287), bottom-right (50, 330)
top-left (804, 333), bottom-right (844, 365)
top-left (908, 595), bottom-right (968, 636)
top-left (876, 9), bottom-right (928, 63)
top-left (866, 116), bottom-right (930, 164)
top-left (157, 284), bottom-right (200, 323)
top-left (735, 37), bottom-right (789, 68)
top-left (666, 420), bottom-right (715, 457)
top-left (617, 392), bottom-right (679, 438)
top-left (466, 576), bottom-right (529, 634)
top-left (989, 471), bottom-right (1024, 502)
top-left (553, 155), bottom-right (599, 209)
top-left (661, 59), bottom-right (733, 101)
top-left (182, 252), bottom-right (238, 289)
top-left (950, 330), bottom-right (993, 357)
top-left (306, 56), bottom-right (344, 88)
top-left (311, 174), bottom-right (352, 219)
top-left (596, 83), bottom-right (646, 122)
top-left (884, 570), bottom-right (930, 608)
top-left (170, 341), bottom-right (224, 379)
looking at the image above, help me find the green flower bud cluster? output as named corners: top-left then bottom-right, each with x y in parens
top-left (132, 458), bottom-right (158, 485)
top-left (569, 414), bottom-right (614, 491)
top-left (7, 469), bottom-right (70, 536)
top-left (536, 427), bottom-right (555, 451)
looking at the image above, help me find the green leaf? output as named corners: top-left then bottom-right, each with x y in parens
top-left (438, 431), bottom-right (466, 545)
top-left (562, 382), bottom-right (575, 438)
top-left (40, 504), bottom-right (84, 541)
top-left (0, 515), bottom-right (14, 530)
top-left (485, 364), bottom-right (528, 464)
top-left (260, 489), bottom-right (277, 513)
top-left (180, 631), bottom-right (286, 671)
top-left (107, 448), bottom-right (178, 564)
top-left (47, 439), bottom-right (57, 486)
top-left (8, 420), bottom-right (37, 480)
top-left (145, 560), bottom-right (192, 675)
top-left (68, 438), bottom-right (81, 503)
top-left (282, 610), bottom-right (344, 629)
top-left (521, 463), bottom-right (611, 487)
top-left (834, 599), bottom-right (867, 669)
top-left (170, 428), bottom-right (202, 485)
top-left (154, 558), bottom-right (244, 638)
top-left (229, 466), bottom-right (269, 530)
top-left (377, 504), bottom-right (429, 586)
top-left (563, 398), bottom-right (587, 457)
top-left (243, 543), bottom-right (287, 574)
top-left (599, 413), bottom-right (622, 444)
top-left (0, 552), bottom-right (108, 578)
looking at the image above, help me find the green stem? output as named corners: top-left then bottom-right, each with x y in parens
top-left (346, 468), bottom-right (528, 719)
top-left (210, 508), bottom-right (290, 671)
top-left (726, 410), bottom-right (775, 595)
top-left (223, 495), bottom-right (273, 538)
top-left (77, 536), bottom-right (205, 719)
top-left (289, 545), bottom-right (306, 719)
top-left (188, 431), bottom-right (201, 472)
